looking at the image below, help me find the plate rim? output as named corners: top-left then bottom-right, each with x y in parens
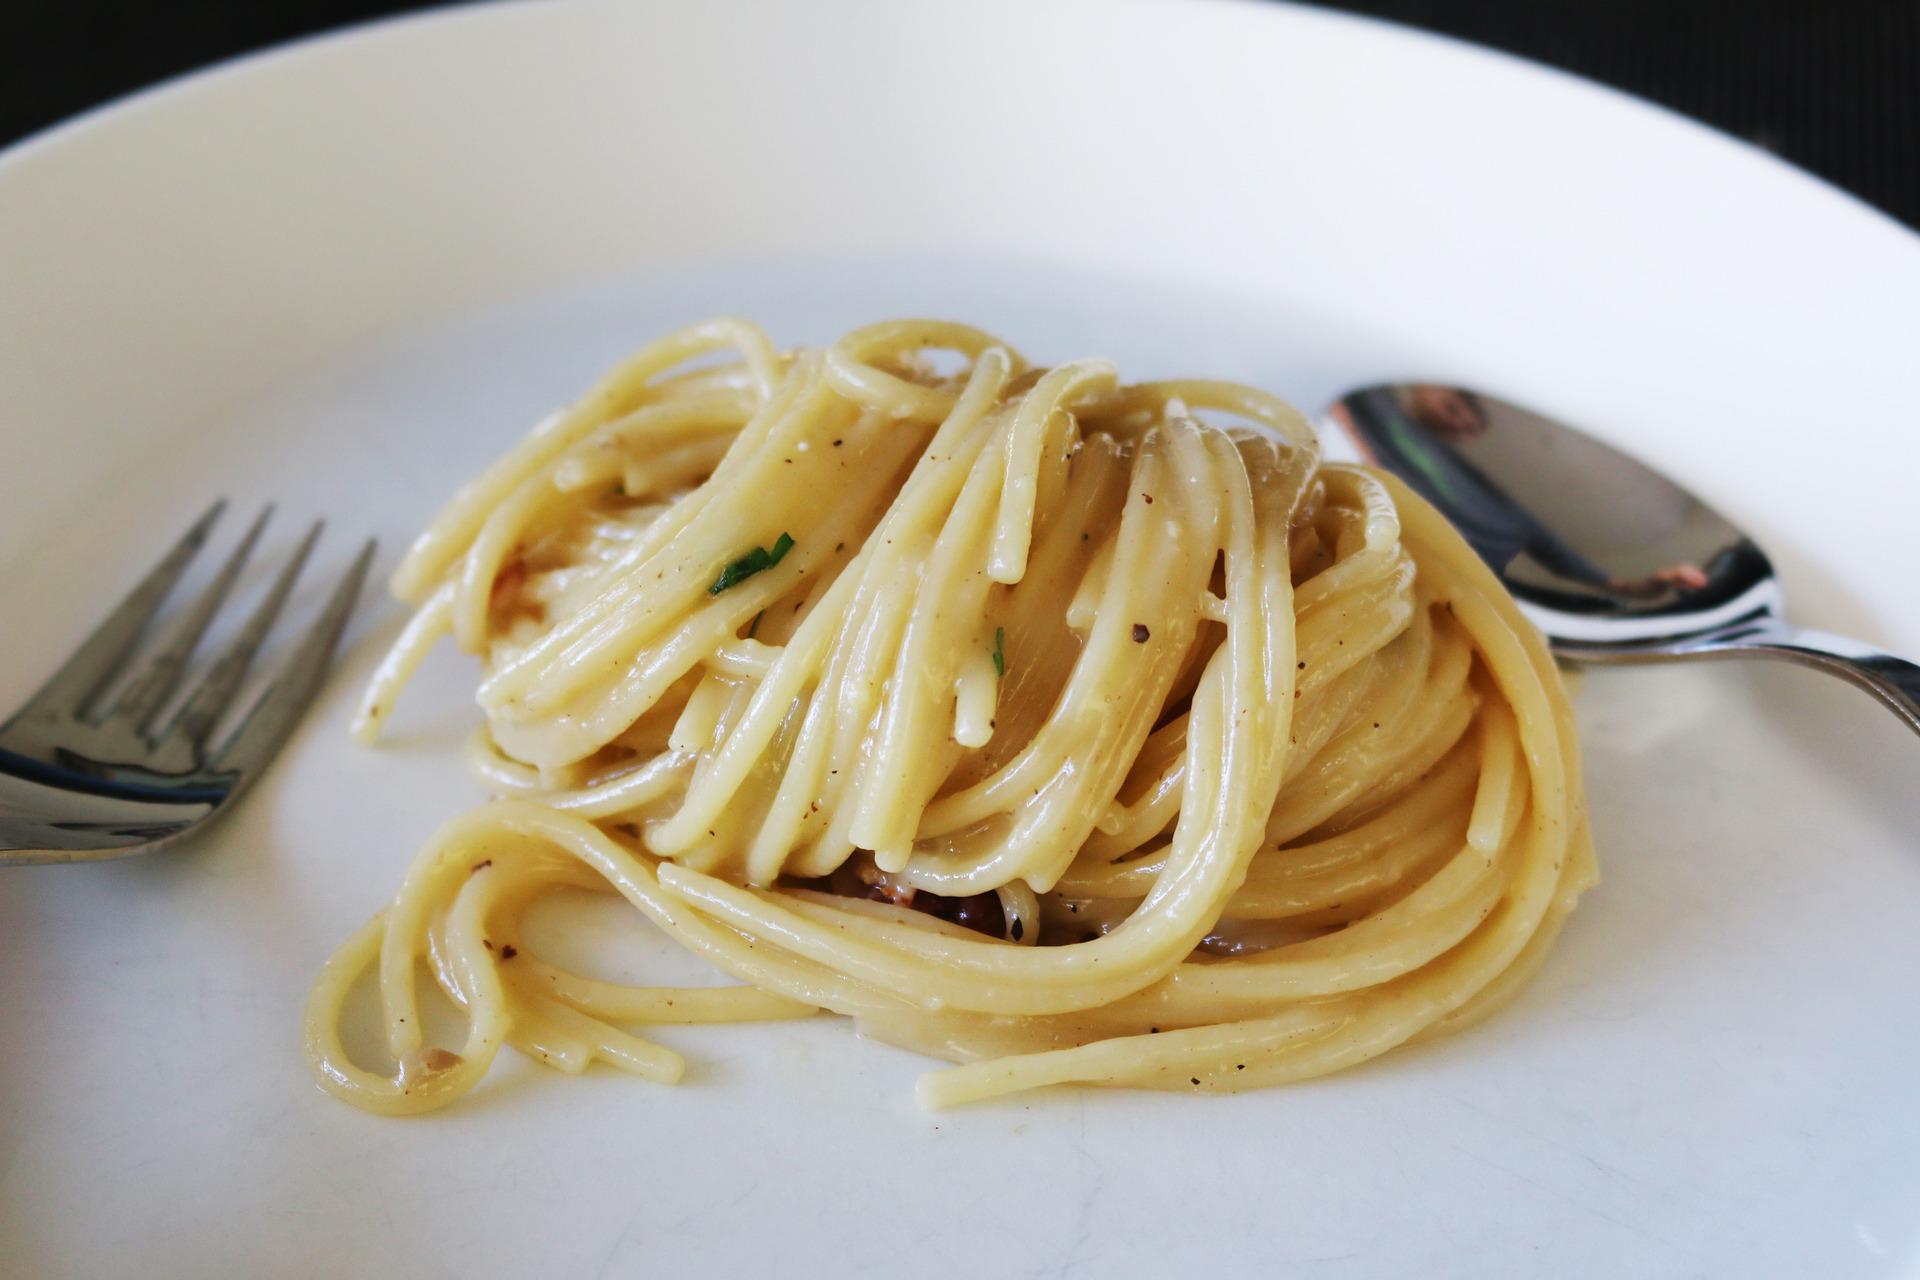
top-left (4, 0), bottom-right (1915, 253)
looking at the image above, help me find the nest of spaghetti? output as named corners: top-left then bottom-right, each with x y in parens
top-left (307, 318), bottom-right (1594, 1115)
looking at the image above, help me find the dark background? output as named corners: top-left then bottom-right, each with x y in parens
top-left (4, 0), bottom-right (1917, 229)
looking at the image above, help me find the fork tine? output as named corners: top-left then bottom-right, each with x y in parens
top-left (211, 538), bottom-right (376, 775)
top-left (7, 500), bottom-right (225, 723)
top-left (107, 505), bottom-right (273, 731)
top-left (165, 519), bottom-right (320, 747)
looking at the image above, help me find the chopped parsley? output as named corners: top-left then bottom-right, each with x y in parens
top-left (991, 626), bottom-right (1006, 678)
top-left (709, 532), bottom-right (795, 595)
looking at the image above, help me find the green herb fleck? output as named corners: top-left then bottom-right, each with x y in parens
top-left (709, 532), bottom-right (795, 595)
top-left (991, 626), bottom-right (1006, 678)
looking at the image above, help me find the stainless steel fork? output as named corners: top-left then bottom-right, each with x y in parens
top-left (0, 502), bottom-right (374, 866)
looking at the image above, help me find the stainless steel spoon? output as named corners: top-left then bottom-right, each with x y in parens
top-left (1320, 383), bottom-right (1920, 735)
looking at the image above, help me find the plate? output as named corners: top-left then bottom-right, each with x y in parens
top-left (3, 2), bottom-right (1917, 1276)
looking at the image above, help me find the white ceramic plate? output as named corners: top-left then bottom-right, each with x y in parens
top-left (3, 2), bottom-right (1917, 1276)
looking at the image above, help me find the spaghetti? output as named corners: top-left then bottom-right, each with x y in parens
top-left (305, 318), bottom-right (1595, 1115)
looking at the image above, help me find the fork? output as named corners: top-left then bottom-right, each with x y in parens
top-left (0, 501), bottom-right (374, 866)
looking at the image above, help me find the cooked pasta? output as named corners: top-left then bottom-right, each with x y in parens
top-left (305, 317), bottom-right (1595, 1115)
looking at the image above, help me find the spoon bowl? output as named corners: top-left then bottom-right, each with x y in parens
top-left (1321, 383), bottom-right (1920, 735)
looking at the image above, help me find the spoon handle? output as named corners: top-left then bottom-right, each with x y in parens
top-left (1562, 619), bottom-right (1920, 736)
top-left (1704, 622), bottom-right (1920, 737)
top-left (1735, 625), bottom-right (1912, 736)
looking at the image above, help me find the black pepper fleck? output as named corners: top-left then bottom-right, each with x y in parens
top-left (1131, 623), bottom-right (1150, 643)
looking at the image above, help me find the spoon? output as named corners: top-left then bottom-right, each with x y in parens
top-left (1319, 383), bottom-right (1920, 735)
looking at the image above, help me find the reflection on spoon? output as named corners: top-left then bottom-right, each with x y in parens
top-left (1321, 384), bottom-right (1920, 737)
